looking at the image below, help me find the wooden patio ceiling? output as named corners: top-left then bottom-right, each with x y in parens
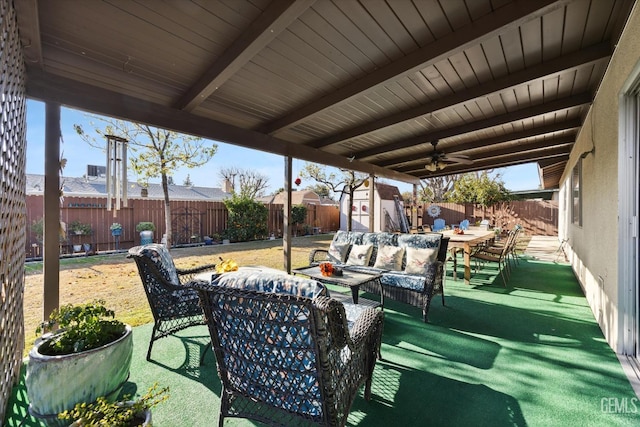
top-left (15, 0), bottom-right (635, 189)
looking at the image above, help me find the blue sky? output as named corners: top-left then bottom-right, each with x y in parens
top-left (25, 100), bottom-right (541, 195)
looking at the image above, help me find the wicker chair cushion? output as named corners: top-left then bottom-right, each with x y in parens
top-left (333, 230), bottom-right (364, 245)
top-left (345, 244), bottom-right (373, 266)
top-left (373, 245), bottom-right (405, 271)
top-left (134, 244), bottom-right (180, 286)
top-left (381, 271), bottom-right (430, 292)
top-left (404, 247), bottom-right (439, 274)
top-left (211, 268), bottom-right (327, 299)
top-left (341, 302), bottom-right (372, 330)
top-left (328, 241), bottom-right (350, 263)
top-left (362, 231), bottom-right (398, 247)
top-left (211, 292), bottom-right (323, 416)
top-left (397, 233), bottom-right (442, 250)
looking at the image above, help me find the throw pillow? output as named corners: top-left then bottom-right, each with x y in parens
top-left (405, 246), bottom-right (438, 274)
top-left (346, 244), bottom-right (373, 266)
top-left (373, 245), bottom-right (405, 271)
top-left (328, 241), bottom-right (350, 263)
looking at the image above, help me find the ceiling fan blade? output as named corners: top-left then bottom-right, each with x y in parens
top-left (442, 154), bottom-right (474, 165)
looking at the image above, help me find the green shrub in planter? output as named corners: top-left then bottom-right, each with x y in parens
top-left (135, 222), bottom-right (156, 232)
top-left (59, 383), bottom-right (169, 427)
top-left (26, 301), bottom-right (133, 426)
top-left (36, 301), bottom-right (126, 355)
top-left (69, 220), bottom-right (92, 235)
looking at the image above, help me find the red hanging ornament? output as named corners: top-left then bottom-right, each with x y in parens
top-left (294, 177), bottom-right (301, 186)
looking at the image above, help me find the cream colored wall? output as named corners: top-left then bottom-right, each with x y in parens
top-left (558, 2), bottom-right (640, 353)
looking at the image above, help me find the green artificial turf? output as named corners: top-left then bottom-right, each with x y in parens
top-left (5, 259), bottom-right (639, 426)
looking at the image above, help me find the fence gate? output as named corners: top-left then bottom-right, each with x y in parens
top-left (171, 207), bottom-right (204, 244)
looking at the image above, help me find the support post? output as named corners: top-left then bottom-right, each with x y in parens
top-left (43, 103), bottom-right (61, 320)
top-left (283, 156), bottom-right (293, 273)
top-left (412, 183), bottom-right (419, 231)
top-left (368, 174), bottom-right (375, 231)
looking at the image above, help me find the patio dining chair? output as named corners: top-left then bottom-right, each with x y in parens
top-left (482, 226), bottom-right (522, 270)
top-left (127, 244), bottom-right (217, 362)
top-left (459, 219), bottom-right (470, 230)
top-left (470, 230), bottom-right (516, 287)
top-left (432, 218), bottom-right (446, 232)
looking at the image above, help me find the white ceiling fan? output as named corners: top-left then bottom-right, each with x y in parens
top-left (425, 140), bottom-right (473, 172)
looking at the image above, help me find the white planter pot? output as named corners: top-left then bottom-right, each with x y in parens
top-left (26, 326), bottom-right (133, 426)
top-left (140, 230), bottom-right (154, 245)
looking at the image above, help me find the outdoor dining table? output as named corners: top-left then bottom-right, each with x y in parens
top-left (442, 228), bottom-right (497, 285)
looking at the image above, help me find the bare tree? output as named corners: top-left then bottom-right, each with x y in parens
top-left (418, 175), bottom-right (460, 202)
top-left (75, 117), bottom-right (217, 248)
top-left (219, 167), bottom-right (269, 199)
top-left (300, 163), bottom-right (367, 231)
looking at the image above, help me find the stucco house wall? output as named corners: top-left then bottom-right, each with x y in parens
top-left (559, 2), bottom-right (640, 354)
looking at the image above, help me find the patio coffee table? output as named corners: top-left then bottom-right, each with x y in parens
top-left (293, 265), bottom-right (383, 309)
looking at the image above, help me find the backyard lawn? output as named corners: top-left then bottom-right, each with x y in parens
top-left (22, 234), bottom-right (333, 355)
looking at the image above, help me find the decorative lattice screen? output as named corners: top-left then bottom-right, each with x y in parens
top-left (0, 0), bottom-right (27, 421)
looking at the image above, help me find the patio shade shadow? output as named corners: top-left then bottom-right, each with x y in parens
top-left (380, 299), bottom-right (501, 370)
top-left (350, 359), bottom-right (526, 427)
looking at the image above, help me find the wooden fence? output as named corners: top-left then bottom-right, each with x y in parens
top-left (408, 200), bottom-right (558, 236)
top-left (26, 195), bottom-right (555, 257)
top-left (25, 196), bottom-right (340, 257)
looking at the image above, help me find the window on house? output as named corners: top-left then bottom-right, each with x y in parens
top-left (571, 160), bottom-right (582, 226)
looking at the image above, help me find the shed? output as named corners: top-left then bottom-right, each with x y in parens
top-left (340, 182), bottom-right (405, 232)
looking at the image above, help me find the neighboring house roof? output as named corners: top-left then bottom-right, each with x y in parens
top-left (25, 174), bottom-right (231, 201)
top-left (269, 190), bottom-right (321, 205)
top-left (259, 191), bottom-right (338, 206)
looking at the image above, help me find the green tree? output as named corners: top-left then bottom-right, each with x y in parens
top-left (291, 204), bottom-right (307, 236)
top-left (306, 183), bottom-right (331, 199)
top-left (74, 117), bottom-right (217, 248)
top-left (223, 195), bottom-right (268, 242)
top-left (183, 174), bottom-right (193, 186)
top-left (446, 171), bottom-right (511, 206)
top-left (300, 163), bottom-right (367, 231)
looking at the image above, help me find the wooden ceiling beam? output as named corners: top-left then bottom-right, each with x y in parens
top-left (397, 136), bottom-right (573, 173)
top-left (26, 68), bottom-right (419, 184)
top-left (308, 42), bottom-right (609, 149)
top-left (412, 155), bottom-right (569, 180)
top-left (538, 157), bottom-right (570, 168)
top-left (355, 92), bottom-right (591, 160)
top-left (174, 0), bottom-right (315, 112)
top-left (375, 119), bottom-right (581, 168)
top-left (392, 135), bottom-right (575, 172)
top-left (407, 146), bottom-right (572, 179)
top-left (15, 0), bottom-right (43, 67)
top-left (259, 0), bottom-right (566, 135)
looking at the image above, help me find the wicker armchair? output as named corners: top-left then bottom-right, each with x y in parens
top-left (189, 270), bottom-right (384, 427)
top-left (127, 244), bottom-right (216, 362)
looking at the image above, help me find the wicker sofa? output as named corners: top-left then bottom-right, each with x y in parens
top-left (189, 268), bottom-right (384, 427)
top-left (309, 231), bottom-right (449, 322)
